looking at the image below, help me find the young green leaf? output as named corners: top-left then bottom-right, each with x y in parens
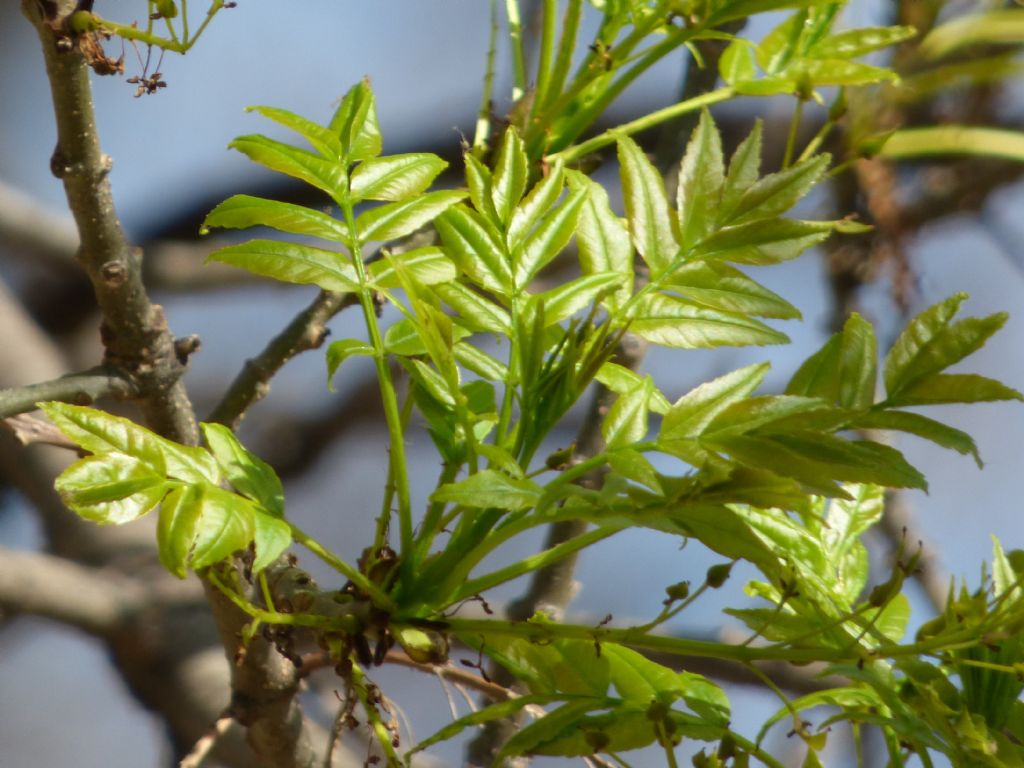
top-left (491, 128), bottom-right (529, 225)
top-left (886, 373), bottom-right (1023, 407)
top-left (251, 511), bottom-right (292, 573)
top-left (720, 120), bottom-right (763, 215)
top-left (596, 363), bottom-right (671, 415)
top-left (55, 453), bottom-right (169, 524)
top-left (369, 246), bottom-right (456, 288)
top-left (677, 110), bottom-right (724, 248)
top-left (433, 281), bottom-right (511, 334)
top-left (702, 395), bottom-right (831, 439)
top-left (618, 135), bottom-right (677, 275)
top-left (508, 163), bottom-right (566, 249)
top-left (188, 486), bottom-right (256, 570)
top-left (431, 470), bottom-right (542, 511)
top-left (693, 218), bottom-right (833, 266)
top-left (157, 484), bottom-right (200, 579)
top-left (463, 153), bottom-right (499, 222)
top-left (567, 170), bottom-right (633, 310)
top-left (208, 239), bottom-right (358, 293)
top-left (229, 134), bottom-right (348, 205)
top-left (357, 189), bottom-right (466, 242)
top-left (718, 39), bottom-right (758, 86)
top-left (349, 153), bottom-right (448, 202)
top-left (326, 339), bottom-right (375, 389)
top-left (41, 402), bottom-right (220, 485)
top-left (837, 313), bottom-right (878, 411)
top-left (602, 376), bottom-right (652, 449)
top-left (536, 272), bottom-right (621, 326)
top-left (661, 363), bottom-right (770, 442)
top-left (245, 105), bottom-right (343, 159)
top-left (453, 342), bottom-right (508, 381)
top-left (726, 154), bottom-right (831, 226)
top-left (329, 80), bottom-right (382, 162)
top-left (435, 205), bottom-right (512, 294)
top-left (854, 410), bottom-right (981, 467)
top-left (883, 294), bottom-right (1008, 399)
top-left (663, 261), bottom-right (801, 320)
top-left (201, 423), bottom-right (285, 517)
top-left (811, 26), bottom-right (916, 60)
top-left (631, 293), bottom-right (788, 349)
top-left (514, 186), bottom-right (587, 286)
top-left (202, 195), bottom-right (348, 242)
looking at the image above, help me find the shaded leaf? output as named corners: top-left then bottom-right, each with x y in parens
top-left (201, 423), bottom-right (285, 516)
top-left (567, 170), bottom-right (633, 310)
top-left (536, 272), bottom-right (621, 326)
top-left (677, 110), bottom-right (724, 248)
top-left (694, 219), bottom-right (832, 265)
top-left (726, 154), bottom-right (830, 226)
top-left (251, 511), bottom-right (292, 573)
top-left (515, 187), bottom-right (586, 285)
top-left (811, 26), bottom-right (916, 59)
top-left (369, 246), bottom-right (456, 288)
top-left (602, 376), bottom-right (652, 449)
top-left (433, 281), bottom-right (511, 333)
top-left (661, 363), bottom-right (770, 444)
top-left (720, 119), bottom-right (763, 216)
top-left (854, 410), bottom-right (980, 467)
top-left (888, 373), bottom-right (1023, 407)
top-left (508, 163), bottom-right (566, 249)
top-left (454, 343), bottom-right (508, 381)
top-left (325, 339), bottom-right (375, 390)
top-left (436, 205), bottom-right (512, 294)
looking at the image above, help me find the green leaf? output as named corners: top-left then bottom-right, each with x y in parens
top-left (822, 483), bottom-right (884, 604)
top-left (602, 376), bottom-right (652, 449)
top-left (349, 153), bottom-right (448, 202)
top-left (708, 432), bottom-right (927, 495)
top-left (875, 126), bottom-right (1024, 164)
top-left (56, 453), bottom-right (168, 524)
top-left (726, 154), bottom-right (830, 226)
top-left (920, 10), bottom-right (1024, 61)
top-left (718, 40), bottom-right (758, 85)
top-left (189, 486), bottom-right (256, 570)
top-left (883, 294), bottom-right (1007, 398)
top-left (787, 332), bottom-right (842, 403)
top-left (433, 281), bottom-right (511, 333)
top-left (595, 363), bottom-right (671, 415)
top-left (567, 170), bottom-right (633, 310)
top-left (157, 484), bottom-right (200, 578)
top-left (491, 128), bottom-right (529, 225)
top-left (631, 293), bottom-right (788, 349)
top-left (463, 153), bottom-right (498, 222)
top-left (229, 134), bottom-right (348, 204)
top-left (677, 110), bottom-right (724, 248)
top-left (201, 423), bottom-right (285, 517)
top-left (536, 272), bottom-right (621, 326)
top-left (694, 219), bottom-right (833, 265)
top-left (325, 339), bottom-right (375, 390)
top-left (498, 701), bottom-right (604, 761)
top-left (245, 105), bottom-right (342, 158)
top-left (431, 470), bottom-right (542, 510)
top-left (369, 246), bottom-right (456, 288)
top-left (703, 395), bottom-right (831, 439)
top-left (721, 120), bottom-right (763, 216)
top-left (201, 195), bottom-right (348, 242)
top-left (618, 135), bottom-right (677, 275)
top-left (661, 363), bottom-right (770, 445)
top-left (435, 205), bottom-right (512, 294)
top-left (607, 448), bottom-right (661, 489)
top-left (251, 511), bottom-right (292, 573)
top-left (508, 163), bottom-right (566, 250)
top-left (453, 342), bottom-right (508, 381)
top-left (664, 261), bottom-right (801, 319)
top-left (208, 239), bottom-right (358, 293)
top-left (40, 402), bottom-right (220, 485)
top-left (515, 186), bottom-right (587, 286)
top-left (328, 80), bottom-right (382, 162)
top-left (811, 26), bottom-right (916, 59)
top-left (887, 373), bottom-right (1023, 407)
top-left (855, 410), bottom-right (981, 467)
top-left (404, 358), bottom-right (456, 407)
top-left (790, 59), bottom-right (897, 87)
top-left (836, 313), bottom-right (878, 410)
top-left (357, 189), bottom-right (466, 242)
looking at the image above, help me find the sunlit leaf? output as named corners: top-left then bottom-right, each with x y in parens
top-left (329, 79), bottom-right (382, 161)
top-left (208, 239), bottom-right (358, 293)
top-left (157, 484), bottom-right (200, 579)
top-left (694, 219), bottom-right (832, 265)
top-left (369, 246), bottom-right (456, 288)
top-left (632, 293), bottom-right (788, 348)
top-left (618, 136), bottom-right (677, 275)
top-left (854, 410), bottom-right (980, 466)
top-left (492, 128), bottom-right (529, 225)
top-left (515, 186), bottom-right (586, 285)
top-left (201, 423), bottom-right (285, 517)
top-left (246, 105), bottom-right (343, 158)
top-left (202, 195), bottom-right (348, 242)
top-left (431, 470), bottom-right (542, 510)
top-left (229, 134), bottom-right (348, 204)
top-left (56, 452), bottom-right (169, 524)
top-left (664, 261), bottom-right (801, 319)
top-left (349, 153), bottom-right (448, 202)
top-left (436, 205), bottom-right (512, 294)
top-left (357, 190), bottom-right (466, 242)
top-left (189, 486), bottom-right (256, 570)
top-left (677, 110), bottom-right (724, 248)
top-left (726, 154), bottom-right (830, 226)
top-left (536, 272), bottom-right (620, 326)
top-left (567, 171), bottom-right (633, 310)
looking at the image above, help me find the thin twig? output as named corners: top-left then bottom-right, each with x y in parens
top-left (179, 712), bottom-right (236, 768)
top-left (0, 366), bottom-right (137, 419)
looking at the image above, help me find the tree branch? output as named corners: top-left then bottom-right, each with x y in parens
top-left (0, 366), bottom-right (136, 419)
top-left (0, 544), bottom-right (145, 636)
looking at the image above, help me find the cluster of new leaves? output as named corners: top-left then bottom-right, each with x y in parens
top-left (41, 402), bottom-right (288, 578)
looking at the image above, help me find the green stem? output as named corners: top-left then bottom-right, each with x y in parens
top-left (729, 732), bottom-right (787, 768)
top-left (530, 0), bottom-right (559, 121)
top-left (505, 0), bottom-right (527, 101)
top-left (340, 201), bottom-right (414, 570)
top-left (449, 524), bottom-right (625, 603)
top-left (548, 86), bottom-right (734, 166)
top-left (351, 664), bottom-right (402, 765)
top-left (473, 0), bottom-right (500, 156)
top-left (289, 523), bottom-right (395, 611)
top-left (782, 97), bottom-right (805, 168)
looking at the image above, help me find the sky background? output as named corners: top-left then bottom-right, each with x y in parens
top-left (1, 2), bottom-right (1023, 766)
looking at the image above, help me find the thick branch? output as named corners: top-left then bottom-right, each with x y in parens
top-left (0, 366), bottom-right (136, 419)
top-left (0, 544), bottom-right (145, 636)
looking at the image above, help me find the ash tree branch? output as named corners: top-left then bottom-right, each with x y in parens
top-left (0, 366), bottom-right (137, 419)
top-left (0, 544), bottom-right (146, 636)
